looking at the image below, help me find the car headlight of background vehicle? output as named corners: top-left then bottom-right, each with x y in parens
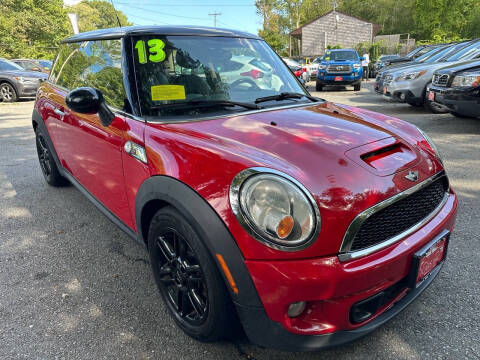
top-left (451, 71), bottom-right (480, 87)
top-left (417, 126), bottom-right (442, 163)
top-left (319, 64), bottom-right (326, 70)
top-left (230, 168), bottom-right (320, 251)
top-left (353, 63), bottom-right (362, 69)
top-left (395, 70), bottom-right (427, 81)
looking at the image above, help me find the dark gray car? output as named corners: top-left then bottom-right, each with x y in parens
top-left (0, 58), bottom-right (48, 102)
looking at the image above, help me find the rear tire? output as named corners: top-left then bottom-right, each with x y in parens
top-left (148, 206), bottom-right (235, 342)
top-left (407, 101), bottom-right (423, 107)
top-left (0, 82), bottom-right (18, 102)
top-left (35, 128), bottom-right (69, 186)
top-left (353, 83), bottom-right (361, 91)
top-left (315, 82), bottom-right (323, 91)
top-left (451, 111), bottom-right (475, 118)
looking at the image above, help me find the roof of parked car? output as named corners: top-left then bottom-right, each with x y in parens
top-left (62, 25), bottom-right (261, 43)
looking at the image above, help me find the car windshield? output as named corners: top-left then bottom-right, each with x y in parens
top-left (323, 50), bottom-right (359, 61)
top-left (0, 59), bottom-right (23, 71)
top-left (132, 35), bottom-right (307, 119)
top-left (379, 55), bottom-right (400, 61)
top-left (37, 60), bottom-right (52, 69)
top-left (416, 46), bottom-right (449, 63)
top-left (446, 41), bottom-right (480, 61)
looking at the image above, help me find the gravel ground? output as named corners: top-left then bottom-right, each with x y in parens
top-left (0, 83), bottom-right (479, 360)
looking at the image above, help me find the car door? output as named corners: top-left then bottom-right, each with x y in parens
top-left (48, 39), bottom-right (134, 229)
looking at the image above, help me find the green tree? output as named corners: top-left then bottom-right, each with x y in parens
top-left (0, 0), bottom-right (71, 59)
top-left (69, 0), bottom-right (132, 33)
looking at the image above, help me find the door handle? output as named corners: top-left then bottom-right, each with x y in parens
top-left (54, 108), bottom-right (65, 117)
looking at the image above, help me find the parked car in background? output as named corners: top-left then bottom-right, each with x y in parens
top-left (12, 59), bottom-right (50, 73)
top-left (383, 44), bottom-right (443, 67)
top-left (315, 49), bottom-right (363, 91)
top-left (0, 58), bottom-right (47, 102)
top-left (283, 58), bottom-right (310, 82)
top-left (372, 54), bottom-right (401, 77)
top-left (381, 39), bottom-right (480, 112)
top-left (36, 60), bottom-right (53, 71)
top-left (428, 59), bottom-right (480, 118)
top-left (33, 25), bottom-right (457, 351)
top-left (375, 44), bottom-right (460, 94)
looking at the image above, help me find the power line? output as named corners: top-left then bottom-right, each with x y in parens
top-left (209, 11), bottom-right (222, 27)
top-left (117, 3), bottom-right (211, 21)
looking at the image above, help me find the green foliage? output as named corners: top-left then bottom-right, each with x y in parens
top-left (0, 0), bottom-right (70, 59)
top-left (0, 0), bottom-right (131, 60)
top-left (70, 0), bottom-right (132, 33)
top-left (326, 44), bottom-right (342, 50)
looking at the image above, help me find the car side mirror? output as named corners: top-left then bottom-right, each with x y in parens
top-left (66, 87), bottom-right (114, 127)
top-left (360, 57), bottom-right (365, 61)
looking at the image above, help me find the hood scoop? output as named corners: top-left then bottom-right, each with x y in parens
top-left (346, 137), bottom-right (421, 176)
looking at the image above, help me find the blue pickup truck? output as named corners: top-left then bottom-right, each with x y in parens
top-left (315, 49), bottom-right (363, 91)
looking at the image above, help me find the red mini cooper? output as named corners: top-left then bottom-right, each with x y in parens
top-left (33, 26), bottom-right (457, 351)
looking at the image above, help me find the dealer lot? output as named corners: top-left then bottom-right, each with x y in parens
top-left (0, 84), bottom-right (479, 359)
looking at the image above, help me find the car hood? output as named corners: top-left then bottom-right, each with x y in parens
top-left (145, 102), bottom-right (443, 260)
top-left (435, 59), bottom-right (480, 76)
top-left (0, 70), bottom-right (47, 78)
top-left (387, 61), bottom-right (457, 76)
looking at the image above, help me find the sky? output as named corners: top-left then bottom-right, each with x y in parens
top-left (64, 0), bottom-right (261, 35)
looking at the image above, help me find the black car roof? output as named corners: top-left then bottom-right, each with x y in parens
top-left (62, 25), bottom-right (261, 43)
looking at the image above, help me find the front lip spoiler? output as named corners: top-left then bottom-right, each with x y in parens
top-left (338, 171), bottom-right (448, 262)
top-left (235, 259), bottom-right (444, 352)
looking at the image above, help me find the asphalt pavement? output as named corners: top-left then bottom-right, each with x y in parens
top-left (0, 83), bottom-right (479, 359)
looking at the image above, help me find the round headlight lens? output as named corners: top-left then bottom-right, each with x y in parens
top-left (231, 169), bottom-right (320, 250)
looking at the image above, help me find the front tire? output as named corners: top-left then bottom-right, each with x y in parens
top-left (35, 128), bottom-right (69, 186)
top-left (0, 82), bottom-right (18, 102)
top-left (148, 206), bottom-right (234, 342)
top-left (353, 82), bottom-right (361, 91)
top-left (424, 100), bottom-right (448, 114)
top-left (315, 82), bottom-right (323, 91)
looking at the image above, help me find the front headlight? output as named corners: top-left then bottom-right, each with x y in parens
top-left (230, 168), bottom-right (320, 251)
top-left (319, 64), bottom-right (326, 70)
top-left (451, 71), bottom-right (480, 87)
top-left (353, 63), bottom-right (361, 69)
top-left (395, 70), bottom-right (427, 81)
top-left (416, 126), bottom-right (442, 162)
top-left (13, 76), bottom-right (25, 82)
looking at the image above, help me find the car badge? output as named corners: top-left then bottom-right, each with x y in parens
top-left (405, 170), bottom-right (419, 182)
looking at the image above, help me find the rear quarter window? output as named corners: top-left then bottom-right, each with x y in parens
top-left (49, 40), bottom-right (127, 110)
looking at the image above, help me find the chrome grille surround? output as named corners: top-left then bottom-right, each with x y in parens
top-left (338, 171), bottom-right (449, 262)
top-left (327, 64), bottom-right (352, 74)
top-left (432, 73), bottom-right (449, 87)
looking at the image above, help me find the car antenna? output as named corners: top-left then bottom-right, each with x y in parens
top-left (109, 0), bottom-right (122, 28)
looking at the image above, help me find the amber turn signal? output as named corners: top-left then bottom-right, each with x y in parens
top-left (277, 215), bottom-right (294, 239)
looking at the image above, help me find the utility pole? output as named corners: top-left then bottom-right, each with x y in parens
top-left (209, 11), bottom-right (221, 27)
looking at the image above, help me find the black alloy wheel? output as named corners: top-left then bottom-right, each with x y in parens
top-left (155, 228), bottom-right (208, 325)
top-left (36, 133), bottom-right (52, 178)
top-left (35, 129), bottom-right (68, 186)
top-left (148, 206), bottom-right (234, 341)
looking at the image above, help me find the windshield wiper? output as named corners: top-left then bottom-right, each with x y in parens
top-left (254, 92), bottom-right (321, 104)
top-left (151, 100), bottom-right (262, 111)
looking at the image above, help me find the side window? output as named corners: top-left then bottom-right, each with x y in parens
top-left (50, 40), bottom-right (126, 110)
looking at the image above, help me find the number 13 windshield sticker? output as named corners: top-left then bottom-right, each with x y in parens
top-left (135, 39), bottom-right (166, 64)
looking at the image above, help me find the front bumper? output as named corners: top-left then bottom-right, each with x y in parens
top-left (17, 80), bottom-right (42, 98)
top-left (237, 190), bottom-right (457, 351)
top-left (428, 85), bottom-right (480, 117)
top-left (382, 78), bottom-right (427, 103)
top-left (316, 72), bottom-right (362, 86)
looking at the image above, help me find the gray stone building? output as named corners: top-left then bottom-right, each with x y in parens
top-left (290, 10), bottom-right (380, 56)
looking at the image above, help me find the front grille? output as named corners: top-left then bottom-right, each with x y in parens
top-left (350, 176), bottom-right (449, 252)
top-left (433, 73), bottom-right (449, 87)
top-left (327, 64), bottom-right (352, 73)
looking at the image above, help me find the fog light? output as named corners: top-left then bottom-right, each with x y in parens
top-left (287, 301), bottom-right (306, 318)
top-left (399, 93), bottom-right (406, 101)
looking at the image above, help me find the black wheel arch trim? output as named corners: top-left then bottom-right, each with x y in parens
top-left (135, 175), bottom-right (263, 308)
top-left (0, 78), bottom-right (19, 94)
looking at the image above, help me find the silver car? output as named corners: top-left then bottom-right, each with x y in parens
top-left (382, 40), bottom-right (480, 112)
